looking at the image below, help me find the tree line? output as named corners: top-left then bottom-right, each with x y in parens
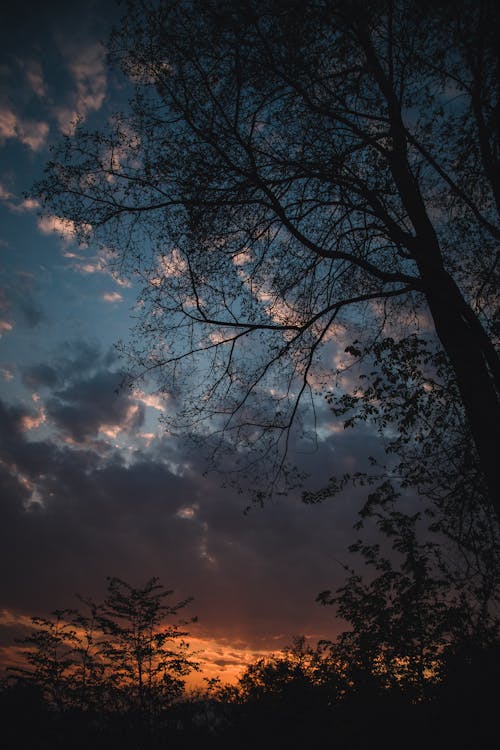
top-left (3, 496), bottom-right (498, 749)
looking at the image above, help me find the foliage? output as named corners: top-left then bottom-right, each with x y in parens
top-left (97, 577), bottom-right (198, 714)
top-left (306, 331), bottom-right (500, 618)
top-left (237, 635), bottom-right (342, 708)
top-left (11, 610), bottom-right (85, 711)
top-left (311, 334), bottom-right (481, 503)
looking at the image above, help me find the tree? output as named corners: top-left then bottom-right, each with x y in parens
top-left (307, 330), bottom-right (497, 536)
top-left (317, 492), bottom-right (500, 701)
top-left (226, 636), bottom-right (342, 746)
top-left (35, 0), bottom-right (499, 512)
top-left (96, 576), bottom-right (198, 716)
top-left (237, 635), bottom-right (340, 707)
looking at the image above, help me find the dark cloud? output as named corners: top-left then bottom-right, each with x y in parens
top-left (0, 398), bottom-right (29, 438)
top-left (46, 368), bottom-right (144, 442)
top-left (17, 297), bottom-right (45, 328)
top-left (0, 334), bottom-right (388, 666)
top-left (55, 340), bottom-right (117, 380)
top-left (0, 389), bottom-right (376, 653)
top-left (22, 363), bottom-right (59, 389)
top-left (1, 274), bottom-right (46, 330)
top-left (21, 342), bottom-right (133, 442)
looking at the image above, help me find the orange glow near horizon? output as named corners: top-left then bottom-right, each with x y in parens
top-left (0, 636), bottom-right (278, 691)
top-left (0, 608), bottom-right (286, 691)
top-left (182, 635), bottom-right (281, 689)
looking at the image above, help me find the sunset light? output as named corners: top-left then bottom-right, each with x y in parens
top-left (1, 1), bottom-right (498, 748)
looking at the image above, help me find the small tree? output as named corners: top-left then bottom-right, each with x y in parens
top-left (96, 577), bottom-right (198, 717)
top-left (238, 636), bottom-right (335, 705)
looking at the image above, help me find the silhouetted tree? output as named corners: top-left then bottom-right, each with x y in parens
top-left (307, 326), bottom-right (500, 658)
top-left (307, 329), bottom-right (499, 573)
top-left (238, 635), bottom-right (340, 706)
top-left (214, 636), bottom-right (341, 746)
top-left (63, 596), bottom-right (107, 711)
top-left (35, 0), bottom-right (499, 513)
top-left (318, 493), bottom-right (499, 701)
top-left (96, 576), bottom-right (198, 718)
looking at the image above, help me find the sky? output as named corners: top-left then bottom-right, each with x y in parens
top-left (0, 0), bottom-right (385, 686)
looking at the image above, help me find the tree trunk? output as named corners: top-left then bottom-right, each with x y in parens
top-left (378, 75), bottom-right (500, 517)
top-left (422, 268), bottom-right (500, 519)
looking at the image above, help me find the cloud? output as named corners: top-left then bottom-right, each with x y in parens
top-left (0, 371), bottom-right (365, 645)
top-left (65, 246), bottom-right (131, 287)
top-left (37, 214), bottom-right (91, 243)
top-left (16, 119), bottom-right (49, 151)
top-left (22, 341), bottom-right (114, 393)
top-left (57, 340), bottom-right (115, 380)
top-left (0, 108), bottom-right (16, 140)
top-left (0, 183), bottom-right (40, 215)
top-left (37, 215), bottom-right (75, 237)
top-left (23, 60), bottom-right (46, 97)
top-left (16, 297), bottom-right (45, 328)
top-left (19, 343), bottom-right (148, 447)
top-left (102, 291), bottom-right (122, 303)
top-left (0, 288), bottom-right (10, 313)
top-left (0, 106), bottom-right (49, 151)
top-left (20, 405), bottom-right (46, 432)
top-left (9, 197), bottom-right (40, 213)
top-left (55, 42), bottom-right (107, 135)
top-left (0, 273), bottom-right (45, 332)
top-left (0, 182), bottom-right (15, 201)
top-left (45, 369), bottom-right (144, 443)
top-left (134, 390), bottom-right (166, 412)
top-left (22, 363), bottom-right (60, 389)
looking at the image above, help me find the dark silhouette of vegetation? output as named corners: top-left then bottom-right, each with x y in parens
top-left (211, 493), bottom-right (499, 748)
top-left (3, 577), bottom-right (198, 749)
top-left (318, 499), bottom-right (499, 696)
top-left (34, 0), bottom-right (499, 514)
top-left (96, 577), bottom-right (197, 716)
top-left (307, 330), bottom-right (500, 656)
